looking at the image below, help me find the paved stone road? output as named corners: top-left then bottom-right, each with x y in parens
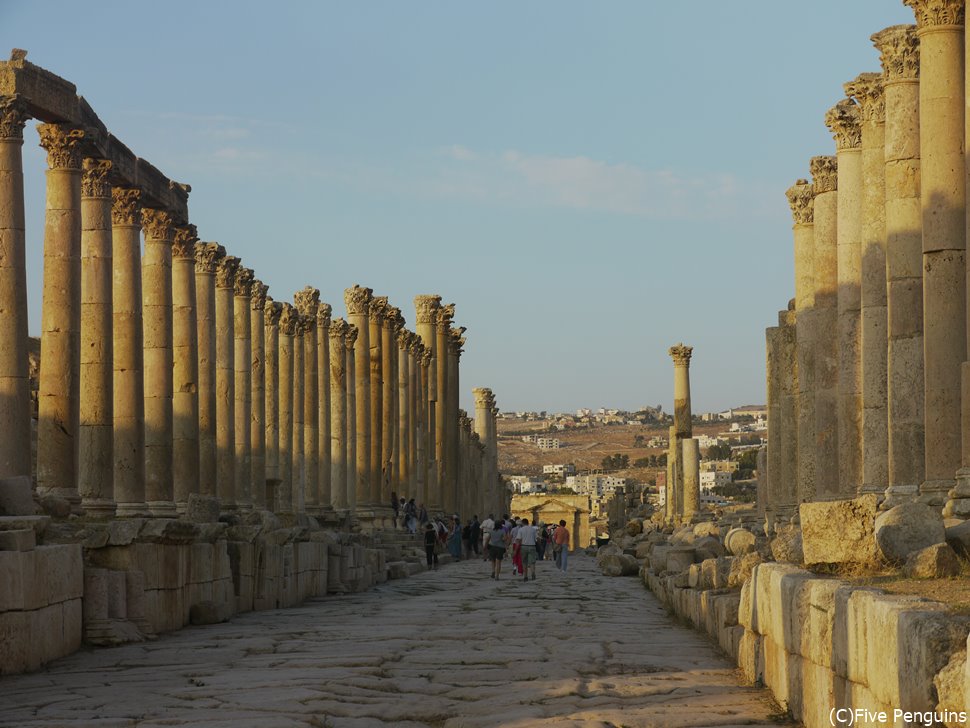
top-left (0, 552), bottom-right (790, 727)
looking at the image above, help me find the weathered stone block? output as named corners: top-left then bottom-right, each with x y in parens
top-left (874, 502), bottom-right (946, 564)
top-left (0, 476), bottom-right (35, 516)
top-left (665, 546), bottom-right (694, 574)
top-left (725, 528), bottom-right (757, 556)
top-left (0, 515), bottom-right (49, 536)
top-left (770, 524), bottom-right (803, 564)
top-left (903, 543), bottom-right (961, 578)
top-left (189, 599), bottom-right (232, 625)
top-left (40, 544), bottom-right (83, 604)
top-left (738, 629), bottom-right (763, 685)
top-left (800, 494), bottom-right (879, 566)
top-left (0, 610), bottom-right (29, 675)
top-left (106, 518), bottom-right (144, 546)
top-left (184, 494), bottom-right (221, 523)
top-left (0, 528), bottom-right (34, 552)
top-left (139, 519), bottom-right (198, 544)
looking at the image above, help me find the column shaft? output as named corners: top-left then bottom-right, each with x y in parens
top-left (215, 256), bottom-right (239, 509)
top-left (277, 304), bottom-right (296, 513)
top-left (195, 243), bottom-right (224, 498)
top-left (345, 326), bottom-right (358, 512)
top-left (330, 319), bottom-right (347, 512)
top-left (171, 226), bottom-right (200, 512)
top-left (345, 286), bottom-right (372, 513)
top-left (292, 322), bottom-right (305, 513)
top-left (318, 306), bottom-right (332, 514)
top-left (250, 282), bottom-right (268, 509)
top-left (234, 269), bottom-right (253, 510)
top-left (263, 301), bottom-right (282, 506)
top-left (368, 298), bottom-right (384, 510)
top-left (295, 287), bottom-right (320, 513)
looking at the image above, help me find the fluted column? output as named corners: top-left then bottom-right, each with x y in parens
top-left (826, 99), bottom-right (864, 497)
top-left (195, 243), bottom-right (223, 497)
top-left (368, 296), bottom-right (386, 511)
top-left (414, 295), bottom-right (441, 511)
top-left (78, 158), bottom-right (114, 515)
top-left (904, 0), bottom-right (966, 505)
top-left (171, 225), bottom-right (200, 513)
top-left (873, 25), bottom-right (924, 508)
top-left (215, 255), bottom-right (239, 509)
top-left (277, 303), bottom-right (297, 514)
top-left (0, 97), bottom-right (30, 481)
top-left (345, 324), bottom-right (359, 513)
top-left (292, 315), bottom-right (306, 513)
top-left (295, 287), bottom-right (320, 514)
top-left (318, 304), bottom-right (333, 517)
top-left (397, 328), bottom-right (410, 496)
top-left (140, 207), bottom-right (177, 516)
top-left (250, 281), bottom-right (268, 510)
top-left (36, 124), bottom-right (84, 510)
top-left (786, 179), bottom-right (815, 505)
top-left (263, 299), bottom-right (282, 505)
top-left (810, 155), bottom-right (840, 500)
top-left (345, 286), bottom-right (372, 515)
top-left (329, 318), bottom-right (348, 513)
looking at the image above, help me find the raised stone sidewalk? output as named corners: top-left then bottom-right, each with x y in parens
top-left (0, 554), bottom-right (788, 727)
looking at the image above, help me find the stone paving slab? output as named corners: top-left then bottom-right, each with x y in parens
top-left (0, 554), bottom-right (792, 727)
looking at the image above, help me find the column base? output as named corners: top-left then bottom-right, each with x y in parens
top-left (918, 479), bottom-right (953, 508)
top-left (80, 498), bottom-right (117, 519)
top-left (147, 501), bottom-right (178, 517)
top-left (36, 486), bottom-right (82, 515)
top-left (880, 484), bottom-right (919, 511)
top-left (943, 469), bottom-right (970, 519)
top-left (115, 502), bottom-right (150, 517)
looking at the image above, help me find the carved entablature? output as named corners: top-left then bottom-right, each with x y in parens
top-left (317, 302), bottom-right (332, 328)
top-left (785, 179), bottom-right (814, 225)
top-left (141, 208), bottom-right (176, 242)
top-left (233, 267), bottom-right (254, 297)
top-left (111, 188), bottom-right (142, 226)
top-left (872, 25), bottom-right (919, 82)
top-left (369, 295), bottom-right (389, 323)
top-left (195, 242), bottom-right (225, 274)
top-left (0, 95), bottom-right (28, 139)
top-left (329, 317), bottom-right (348, 341)
top-left (215, 255), bottom-right (241, 289)
top-left (344, 284), bottom-right (373, 315)
top-left (264, 299), bottom-right (283, 327)
top-left (414, 294), bottom-right (442, 324)
top-left (809, 156), bottom-right (839, 194)
top-left (668, 343), bottom-right (693, 366)
top-left (171, 224), bottom-right (198, 260)
top-left (294, 286), bottom-right (320, 320)
top-left (824, 99), bottom-right (862, 151)
top-left (345, 324), bottom-right (359, 349)
top-left (903, 0), bottom-right (965, 29)
top-left (37, 123), bottom-right (84, 170)
top-left (251, 280), bottom-right (269, 312)
top-left (844, 73), bottom-right (885, 125)
top-left (278, 303), bottom-right (298, 336)
top-left (81, 158), bottom-right (112, 198)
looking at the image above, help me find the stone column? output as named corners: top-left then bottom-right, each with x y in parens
top-left (78, 158), bottom-right (114, 515)
top-left (778, 306), bottom-right (798, 519)
top-left (345, 286), bottom-right (372, 515)
top-left (765, 322), bottom-right (781, 519)
top-left (171, 224), bottom-right (200, 513)
top-left (669, 343), bottom-right (692, 521)
top-left (436, 304), bottom-right (456, 513)
top-left (318, 304), bottom-right (333, 518)
top-left (329, 318), bottom-right (348, 514)
top-left (666, 424), bottom-right (679, 521)
top-left (786, 179), bottom-right (816, 505)
top-left (447, 325), bottom-right (464, 514)
top-left (0, 97), bottom-right (30, 481)
top-left (195, 243), bottom-right (224, 498)
top-left (417, 346), bottom-right (432, 509)
top-left (407, 335), bottom-right (421, 499)
top-left (233, 268), bottom-right (253, 511)
top-left (381, 307), bottom-right (398, 507)
top-left (292, 315), bottom-right (306, 513)
top-left (845, 73), bottom-right (889, 498)
top-left (277, 303), bottom-right (297, 514)
top-left (368, 296), bottom-right (386, 512)
top-left (295, 287), bottom-right (320, 514)
top-left (825, 98), bottom-right (864, 497)
top-left (473, 387), bottom-right (492, 514)
top-left (873, 24), bottom-right (924, 508)
top-left (36, 124), bottom-right (84, 509)
top-left (904, 0), bottom-right (966, 505)
top-left (397, 328), bottom-right (411, 496)
top-left (263, 299), bottom-right (282, 508)
top-left (111, 188), bottom-right (146, 515)
top-left (414, 295), bottom-right (441, 511)
top-left (345, 324), bottom-right (359, 512)
top-left (810, 155), bottom-right (840, 500)
top-left (140, 207), bottom-right (177, 516)
top-left (682, 438), bottom-right (700, 520)
top-left (250, 281), bottom-right (268, 510)
top-left (215, 255), bottom-right (240, 510)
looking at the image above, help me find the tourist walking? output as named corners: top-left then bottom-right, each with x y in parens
top-left (404, 498), bottom-right (418, 534)
top-left (447, 516), bottom-right (463, 559)
top-left (423, 522), bottom-right (439, 570)
top-left (516, 518), bottom-right (539, 581)
top-left (469, 515), bottom-right (481, 556)
top-left (480, 514), bottom-right (494, 561)
top-left (488, 518), bottom-right (509, 579)
top-left (509, 518), bottom-right (523, 576)
top-left (418, 503), bottom-right (429, 527)
top-left (536, 521), bottom-right (548, 561)
top-left (553, 519), bottom-right (571, 572)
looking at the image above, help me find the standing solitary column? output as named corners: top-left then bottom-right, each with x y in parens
top-left (171, 224), bottom-right (200, 513)
top-left (810, 155), bottom-right (840, 500)
top-left (329, 319), bottom-right (348, 514)
top-left (345, 286), bottom-right (372, 517)
top-left (368, 296), bottom-right (386, 513)
top-left (873, 24), bottom-right (924, 508)
top-left (0, 97), bottom-right (30, 481)
top-left (36, 124), bottom-right (85, 510)
top-left (250, 281), bottom-right (268, 509)
top-left (318, 304), bottom-right (333, 518)
top-left (786, 179), bottom-right (816, 505)
top-left (215, 255), bottom-right (240, 510)
top-left (826, 98), bottom-right (864, 497)
top-left (140, 207), bottom-right (177, 516)
top-left (904, 0), bottom-right (966, 505)
top-left (263, 300), bottom-right (282, 508)
top-left (668, 343), bottom-right (693, 521)
top-left (233, 268), bottom-right (253, 511)
top-left (295, 287), bottom-right (320, 514)
top-left (277, 303), bottom-right (297, 514)
top-left (345, 324), bottom-right (359, 513)
top-left (195, 243), bottom-right (224, 497)
top-left (846, 73), bottom-right (889, 498)
top-left (78, 158), bottom-right (114, 515)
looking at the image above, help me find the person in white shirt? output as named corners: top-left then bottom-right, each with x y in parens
top-left (515, 518), bottom-right (539, 581)
top-left (480, 514), bottom-right (495, 562)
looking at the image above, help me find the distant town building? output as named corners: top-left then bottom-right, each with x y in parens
top-left (536, 437), bottom-right (560, 450)
top-left (700, 470), bottom-right (733, 490)
top-left (543, 463), bottom-right (577, 476)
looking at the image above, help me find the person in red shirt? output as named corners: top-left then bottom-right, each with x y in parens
top-left (553, 519), bottom-right (570, 572)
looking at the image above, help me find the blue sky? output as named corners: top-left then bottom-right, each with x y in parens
top-left (2, 1), bottom-right (914, 415)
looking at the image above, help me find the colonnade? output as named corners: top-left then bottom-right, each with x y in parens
top-left (765, 0), bottom-right (970, 521)
top-left (0, 53), bottom-right (508, 528)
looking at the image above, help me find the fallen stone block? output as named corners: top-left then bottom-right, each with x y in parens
top-left (903, 543), bottom-right (961, 578)
top-left (875, 502), bottom-right (946, 565)
top-left (800, 494), bottom-right (880, 566)
top-left (189, 600), bottom-right (232, 625)
top-left (770, 524), bottom-right (803, 564)
top-left (724, 528), bottom-right (757, 556)
top-left (0, 528), bottom-right (35, 551)
top-left (599, 553), bottom-right (639, 577)
top-left (665, 546), bottom-right (695, 574)
top-left (106, 518), bottom-right (144, 546)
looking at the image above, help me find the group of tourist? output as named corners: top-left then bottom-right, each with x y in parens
top-left (481, 515), bottom-right (571, 581)
top-left (391, 492), bottom-right (427, 534)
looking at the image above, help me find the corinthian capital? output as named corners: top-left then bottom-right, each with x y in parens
top-left (195, 242), bottom-right (225, 274)
top-left (234, 267), bottom-right (254, 297)
top-left (824, 99), bottom-right (862, 151)
top-left (37, 123), bottom-right (84, 170)
top-left (844, 73), bottom-right (885, 126)
top-left (279, 303), bottom-right (298, 336)
top-left (330, 317), bottom-right (348, 341)
top-left (264, 299), bottom-right (283, 327)
top-left (172, 224), bottom-right (198, 260)
top-left (419, 348), bottom-right (433, 367)
top-left (903, 0), bottom-right (965, 29)
top-left (317, 302), bottom-right (332, 328)
top-left (112, 188), bottom-right (142, 226)
top-left (81, 158), bottom-right (112, 198)
top-left (809, 156), bottom-right (838, 194)
top-left (0, 95), bottom-right (28, 139)
top-left (668, 343), bottom-right (693, 366)
top-left (345, 323), bottom-right (359, 349)
top-left (295, 286), bottom-right (321, 319)
top-left (369, 295), bottom-right (389, 323)
top-left (216, 255), bottom-right (241, 289)
top-left (414, 294), bottom-right (441, 324)
top-left (473, 387), bottom-right (494, 408)
top-left (436, 303), bottom-right (456, 327)
top-left (344, 284), bottom-right (372, 315)
top-left (141, 208), bottom-right (177, 241)
top-left (251, 280), bottom-right (269, 311)
top-left (785, 179), bottom-right (814, 225)
top-left (872, 25), bottom-right (919, 82)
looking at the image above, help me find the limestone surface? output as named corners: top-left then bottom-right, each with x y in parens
top-left (800, 494), bottom-right (880, 566)
top-left (0, 554), bottom-right (787, 727)
top-left (874, 502), bottom-right (946, 564)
